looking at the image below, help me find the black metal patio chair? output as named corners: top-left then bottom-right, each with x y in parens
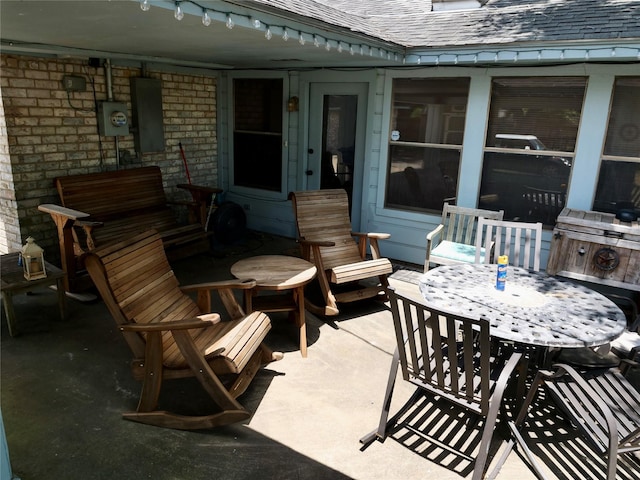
top-left (360, 287), bottom-right (522, 480)
top-left (508, 363), bottom-right (640, 480)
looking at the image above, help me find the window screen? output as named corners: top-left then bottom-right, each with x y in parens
top-left (386, 77), bottom-right (470, 213)
top-left (479, 77), bottom-right (586, 224)
top-left (594, 76), bottom-right (640, 217)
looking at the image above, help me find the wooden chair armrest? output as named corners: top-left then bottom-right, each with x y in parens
top-left (181, 280), bottom-right (257, 319)
top-left (366, 232), bottom-right (391, 240)
top-left (298, 237), bottom-right (335, 248)
top-left (120, 314), bottom-right (221, 332)
top-left (38, 203), bottom-right (90, 220)
top-left (351, 232), bottom-right (390, 259)
top-left (426, 223), bottom-right (445, 243)
top-left (180, 279), bottom-right (257, 293)
top-left (74, 219), bottom-right (103, 228)
top-left (351, 232), bottom-right (390, 240)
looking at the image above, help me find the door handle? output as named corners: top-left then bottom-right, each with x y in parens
top-left (308, 148), bottom-right (314, 154)
top-left (305, 170), bottom-right (313, 176)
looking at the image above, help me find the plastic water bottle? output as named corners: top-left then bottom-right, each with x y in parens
top-left (496, 255), bottom-right (508, 291)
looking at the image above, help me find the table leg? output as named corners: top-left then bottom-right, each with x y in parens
top-left (243, 289), bottom-right (253, 313)
top-left (294, 286), bottom-right (307, 358)
top-left (56, 277), bottom-right (68, 321)
top-left (1, 291), bottom-right (17, 337)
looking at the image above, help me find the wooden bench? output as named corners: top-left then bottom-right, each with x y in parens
top-left (39, 166), bottom-right (211, 293)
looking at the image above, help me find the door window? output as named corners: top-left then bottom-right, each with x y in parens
top-left (321, 95), bottom-right (357, 200)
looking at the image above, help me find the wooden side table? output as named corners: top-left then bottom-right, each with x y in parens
top-left (231, 255), bottom-right (316, 357)
top-left (1, 252), bottom-right (67, 336)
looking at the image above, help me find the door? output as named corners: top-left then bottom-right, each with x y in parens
top-left (307, 83), bottom-right (368, 228)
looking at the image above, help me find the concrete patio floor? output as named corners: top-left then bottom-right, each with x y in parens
top-left (2, 231), bottom-right (639, 480)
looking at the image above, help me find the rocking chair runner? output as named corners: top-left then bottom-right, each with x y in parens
top-left (84, 229), bottom-right (281, 430)
top-left (289, 189), bottom-right (393, 316)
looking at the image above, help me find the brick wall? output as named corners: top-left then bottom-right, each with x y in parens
top-left (0, 54), bottom-right (218, 263)
top-left (0, 85), bottom-right (20, 253)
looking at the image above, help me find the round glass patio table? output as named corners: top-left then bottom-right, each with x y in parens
top-left (417, 263), bottom-right (626, 348)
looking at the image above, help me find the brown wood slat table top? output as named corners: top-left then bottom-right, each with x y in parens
top-left (418, 263), bottom-right (626, 348)
top-left (231, 255), bottom-right (317, 357)
top-left (230, 255), bottom-right (316, 291)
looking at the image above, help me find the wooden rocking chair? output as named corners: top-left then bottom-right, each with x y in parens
top-left (289, 189), bottom-right (393, 316)
top-left (84, 229), bottom-right (281, 430)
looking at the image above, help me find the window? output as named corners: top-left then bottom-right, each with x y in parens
top-left (386, 77), bottom-right (470, 212)
top-left (594, 77), bottom-right (640, 218)
top-left (479, 77), bottom-right (586, 224)
top-left (233, 78), bottom-right (283, 191)
top-left (432, 0), bottom-right (485, 11)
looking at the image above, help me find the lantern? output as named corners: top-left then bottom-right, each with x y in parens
top-left (21, 236), bottom-right (47, 280)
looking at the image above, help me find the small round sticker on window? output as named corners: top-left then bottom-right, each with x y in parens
top-left (391, 130), bottom-right (400, 141)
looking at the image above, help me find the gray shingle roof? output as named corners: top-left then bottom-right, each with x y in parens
top-left (246, 0), bottom-right (640, 48)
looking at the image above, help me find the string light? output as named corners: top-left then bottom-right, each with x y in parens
top-left (201, 9), bottom-right (211, 26)
top-left (174, 1), bottom-right (184, 21)
top-left (135, 1), bottom-right (408, 64)
top-left (137, 1), bottom-right (640, 66)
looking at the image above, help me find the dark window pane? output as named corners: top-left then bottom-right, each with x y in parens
top-left (594, 162), bottom-right (640, 215)
top-left (595, 76), bottom-right (640, 217)
top-left (233, 132), bottom-right (282, 191)
top-left (233, 78), bottom-right (283, 191)
top-left (386, 78), bottom-right (469, 212)
top-left (479, 151), bottom-right (569, 221)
